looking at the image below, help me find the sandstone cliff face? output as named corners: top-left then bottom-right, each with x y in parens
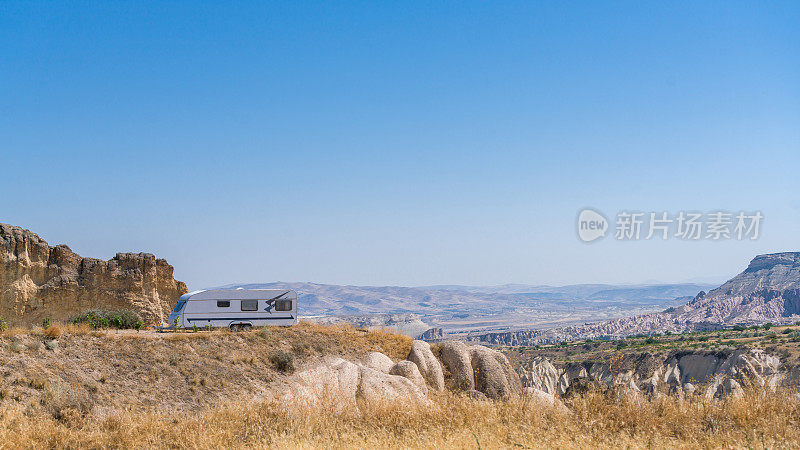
top-left (0, 223), bottom-right (187, 326)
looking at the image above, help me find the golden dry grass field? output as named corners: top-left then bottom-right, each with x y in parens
top-left (0, 387), bottom-right (798, 449)
top-left (0, 323), bottom-right (799, 449)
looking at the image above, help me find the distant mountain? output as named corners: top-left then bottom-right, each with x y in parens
top-left (213, 280), bottom-right (715, 335)
top-left (474, 252), bottom-right (800, 345)
top-left (679, 252), bottom-right (800, 323)
top-left (214, 281), bottom-right (713, 316)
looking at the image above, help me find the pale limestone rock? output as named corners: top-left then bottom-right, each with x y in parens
top-left (523, 387), bottom-right (569, 414)
top-left (362, 352), bottom-right (394, 373)
top-left (390, 360), bottom-right (428, 392)
top-left (469, 345), bottom-right (522, 399)
top-left (519, 356), bottom-right (559, 395)
top-left (287, 357), bottom-right (430, 413)
top-left (407, 340), bottom-right (444, 391)
top-left (439, 340), bottom-right (474, 391)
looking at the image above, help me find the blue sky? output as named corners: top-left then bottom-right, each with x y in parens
top-left (2, 1), bottom-right (799, 289)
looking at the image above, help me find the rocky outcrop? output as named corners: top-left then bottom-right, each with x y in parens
top-left (0, 223), bottom-right (187, 326)
top-left (286, 356), bottom-right (430, 413)
top-left (519, 349), bottom-right (784, 400)
top-left (519, 356), bottom-right (559, 395)
top-left (470, 345), bottom-right (523, 399)
top-left (523, 387), bottom-right (569, 414)
top-left (407, 340), bottom-right (445, 391)
top-left (439, 341), bottom-right (522, 399)
top-left (362, 352), bottom-right (395, 373)
top-left (390, 361), bottom-right (427, 392)
top-left (418, 327), bottom-right (443, 341)
top-left (440, 340), bottom-right (475, 391)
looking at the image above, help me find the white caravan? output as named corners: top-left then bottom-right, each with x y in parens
top-left (167, 289), bottom-right (298, 331)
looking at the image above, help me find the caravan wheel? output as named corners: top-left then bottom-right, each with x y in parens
top-left (230, 324), bottom-right (242, 332)
top-left (241, 324), bottom-right (253, 332)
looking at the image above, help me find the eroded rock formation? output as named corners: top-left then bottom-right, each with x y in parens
top-left (0, 223), bottom-right (187, 326)
top-left (518, 348), bottom-right (783, 400)
top-left (439, 341), bottom-right (523, 399)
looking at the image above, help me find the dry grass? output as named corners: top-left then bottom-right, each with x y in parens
top-left (1, 322), bottom-right (93, 337)
top-left (43, 325), bottom-right (62, 339)
top-left (1, 323), bottom-right (797, 448)
top-left (0, 322), bottom-right (413, 416)
top-left (0, 388), bottom-right (797, 449)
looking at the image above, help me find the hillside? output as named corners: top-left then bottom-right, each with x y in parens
top-left (0, 323), bottom-right (411, 415)
top-left (1, 323), bottom-right (799, 448)
top-left (475, 252), bottom-right (800, 345)
top-left (0, 223), bottom-right (187, 326)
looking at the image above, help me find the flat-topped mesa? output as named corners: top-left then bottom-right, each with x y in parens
top-left (744, 252), bottom-right (800, 274)
top-left (0, 223), bottom-right (187, 326)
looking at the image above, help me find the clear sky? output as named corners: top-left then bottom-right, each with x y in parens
top-left (2, 1), bottom-right (799, 290)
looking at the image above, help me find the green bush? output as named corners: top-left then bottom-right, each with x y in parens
top-left (764, 323), bottom-right (773, 330)
top-left (0, 317), bottom-right (7, 332)
top-left (42, 317), bottom-right (51, 329)
top-left (72, 310), bottom-right (143, 330)
top-left (270, 351), bottom-right (295, 373)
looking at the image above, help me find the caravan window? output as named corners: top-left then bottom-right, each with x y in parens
top-left (241, 300), bottom-right (258, 311)
top-left (217, 300), bottom-right (230, 308)
top-left (173, 301), bottom-right (186, 312)
top-left (276, 299), bottom-right (293, 311)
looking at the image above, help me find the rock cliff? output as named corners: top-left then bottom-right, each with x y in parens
top-left (0, 223), bottom-right (187, 326)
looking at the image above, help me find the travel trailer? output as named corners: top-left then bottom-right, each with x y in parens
top-left (167, 289), bottom-right (298, 331)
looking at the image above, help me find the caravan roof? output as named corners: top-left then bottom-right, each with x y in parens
top-left (179, 289), bottom-right (296, 301)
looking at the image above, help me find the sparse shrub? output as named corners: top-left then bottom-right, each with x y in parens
top-left (72, 310), bottom-right (143, 330)
top-left (42, 317), bottom-right (51, 329)
top-left (192, 324), bottom-right (199, 333)
top-left (42, 380), bottom-right (91, 422)
top-left (44, 325), bottom-right (62, 339)
top-left (0, 318), bottom-right (7, 333)
top-left (783, 328), bottom-right (793, 334)
top-left (732, 325), bottom-right (745, 331)
top-left (764, 323), bottom-right (773, 330)
top-left (698, 336), bottom-right (709, 342)
top-left (270, 351), bottom-right (295, 373)
top-left (615, 341), bottom-right (628, 350)
top-left (644, 337), bottom-right (657, 345)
